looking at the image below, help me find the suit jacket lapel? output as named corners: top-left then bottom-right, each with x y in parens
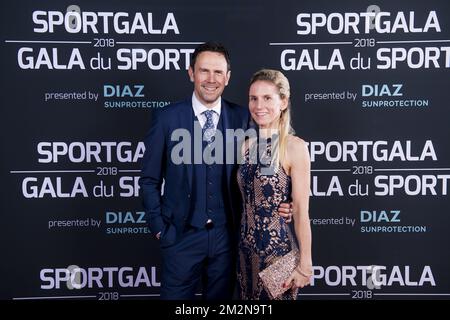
top-left (177, 99), bottom-right (194, 191)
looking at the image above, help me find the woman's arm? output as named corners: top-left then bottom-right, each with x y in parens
top-left (283, 136), bottom-right (313, 289)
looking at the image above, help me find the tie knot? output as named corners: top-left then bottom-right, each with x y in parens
top-left (203, 109), bottom-right (215, 120)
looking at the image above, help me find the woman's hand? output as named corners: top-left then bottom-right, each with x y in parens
top-left (283, 264), bottom-right (312, 289)
top-left (277, 202), bottom-right (293, 222)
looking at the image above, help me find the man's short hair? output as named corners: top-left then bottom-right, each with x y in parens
top-left (190, 41), bottom-right (231, 71)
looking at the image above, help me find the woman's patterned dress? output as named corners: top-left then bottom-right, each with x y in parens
top-left (237, 139), bottom-right (298, 300)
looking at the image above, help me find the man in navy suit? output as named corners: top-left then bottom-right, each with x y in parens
top-left (140, 42), bottom-right (291, 300)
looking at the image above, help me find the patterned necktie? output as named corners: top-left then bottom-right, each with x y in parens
top-left (202, 109), bottom-right (216, 144)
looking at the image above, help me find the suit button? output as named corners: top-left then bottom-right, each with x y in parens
top-left (205, 219), bottom-right (214, 229)
top-left (187, 194), bottom-right (191, 198)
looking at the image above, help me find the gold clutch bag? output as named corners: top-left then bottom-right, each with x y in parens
top-left (258, 249), bottom-right (299, 299)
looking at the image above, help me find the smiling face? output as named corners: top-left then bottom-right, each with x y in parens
top-left (248, 80), bottom-right (288, 129)
top-left (188, 51), bottom-right (230, 107)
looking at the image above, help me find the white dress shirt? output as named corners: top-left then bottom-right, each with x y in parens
top-left (191, 93), bottom-right (221, 129)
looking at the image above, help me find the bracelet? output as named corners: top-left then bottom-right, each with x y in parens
top-left (295, 265), bottom-right (313, 277)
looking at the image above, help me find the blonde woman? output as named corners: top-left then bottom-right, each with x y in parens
top-left (237, 69), bottom-right (312, 300)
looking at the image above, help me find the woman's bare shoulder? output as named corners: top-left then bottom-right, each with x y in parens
top-left (287, 135), bottom-right (310, 164)
top-left (287, 135), bottom-right (307, 152)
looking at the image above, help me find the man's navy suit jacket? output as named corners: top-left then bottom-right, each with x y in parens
top-left (139, 98), bottom-right (250, 247)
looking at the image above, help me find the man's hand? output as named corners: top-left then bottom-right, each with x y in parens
top-left (277, 202), bottom-right (293, 223)
top-left (155, 231), bottom-right (162, 240)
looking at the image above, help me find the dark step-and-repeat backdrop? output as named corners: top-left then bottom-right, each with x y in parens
top-left (1, 0), bottom-right (449, 300)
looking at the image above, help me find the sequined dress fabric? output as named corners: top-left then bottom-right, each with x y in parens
top-left (237, 139), bottom-right (298, 300)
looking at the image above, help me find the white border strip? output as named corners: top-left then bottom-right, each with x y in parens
top-left (374, 168), bottom-right (450, 172)
top-left (312, 169), bottom-right (351, 172)
top-left (378, 40), bottom-right (450, 44)
top-left (13, 295), bottom-right (96, 300)
top-left (116, 41), bottom-right (203, 45)
top-left (374, 293), bottom-right (450, 296)
top-left (270, 42), bottom-right (352, 45)
top-left (10, 170), bottom-right (95, 173)
top-left (5, 40), bottom-right (91, 44)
